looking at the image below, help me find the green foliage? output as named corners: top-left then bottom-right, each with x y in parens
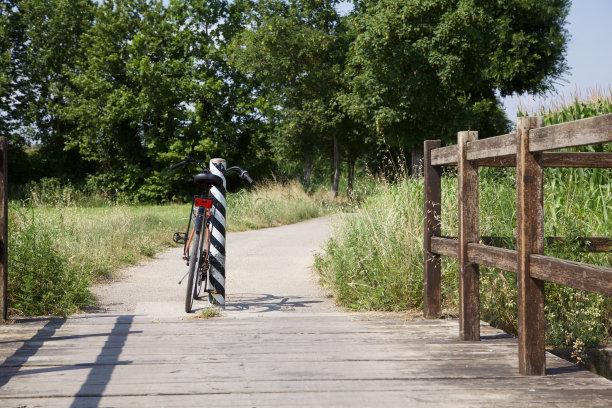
top-left (3, 0), bottom-right (572, 200)
top-left (340, 0), bottom-right (569, 144)
top-left (0, 3), bottom-right (10, 97)
top-left (315, 179), bottom-right (427, 310)
top-left (8, 205), bottom-right (94, 316)
top-left (230, 0), bottom-right (351, 184)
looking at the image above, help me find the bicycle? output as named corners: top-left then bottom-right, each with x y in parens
top-left (169, 155), bottom-right (253, 313)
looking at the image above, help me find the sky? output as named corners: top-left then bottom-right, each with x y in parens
top-left (502, 0), bottom-right (612, 119)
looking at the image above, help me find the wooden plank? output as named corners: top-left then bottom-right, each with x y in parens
top-left (0, 313), bottom-right (609, 406)
top-left (467, 244), bottom-right (518, 274)
top-left (0, 138), bottom-right (6, 323)
top-left (516, 116), bottom-right (546, 376)
top-left (448, 152), bottom-right (612, 168)
top-left (3, 388), bottom-right (612, 408)
top-left (478, 156), bottom-right (516, 167)
top-left (430, 237), bottom-right (459, 258)
top-left (466, 133), bottom-right (516, 161)
top-left (431, 145), bottom-right (457, 166)
top-left (457, 131), bottom-right (480, 342)
top-left (424, 140), bottom-right (442, 318)
top-left (577, 237), bottom-right (612, 252)
top-left (530, 255), bottom-right (612, 297)
top-left (477, 236), bottom-right (612, 253)
top-left (542, 152), bottom-right (612, 168)
top-left (1, 377), bottom-right (610, 400)
top-left (529, 113), bottom-right (612, 152)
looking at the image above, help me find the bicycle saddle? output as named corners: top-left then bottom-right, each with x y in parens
top-left (194, 172), bottom-right (224, 188)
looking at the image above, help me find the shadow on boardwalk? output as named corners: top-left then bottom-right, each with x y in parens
top-left (226, 293), bottom-right (325, 313)
top-left (0, 315), bottom-right (139, 408)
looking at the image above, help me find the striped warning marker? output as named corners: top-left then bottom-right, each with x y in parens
top-left (209, 158), bottom-right (226, 308)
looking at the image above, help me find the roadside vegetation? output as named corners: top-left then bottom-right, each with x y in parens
top-left (315, 91), bottom-right (612, 352)
top-left (8, 180), bottom-right (338, 317)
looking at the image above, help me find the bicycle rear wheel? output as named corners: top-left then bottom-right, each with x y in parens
top-left (185, 230), bottom-right (201, 313)
top-left (195, 223), bottom-right (211, 300)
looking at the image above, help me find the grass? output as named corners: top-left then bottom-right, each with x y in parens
top-left (227, 180), bottom-right (341, 231)
top-left (8, 180), bottom-right (338, 317)
top-left (316, 90), bottom-right (612, 351)
top-left (192, 307), bottom-right (223, 319)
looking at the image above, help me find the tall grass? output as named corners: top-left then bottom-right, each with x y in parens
top-left (227, 180), bottom-right (340, 231)
top-left (8, 180), bottom-right (337, 317)
top-left (316, 90), bottom-right (612, 350)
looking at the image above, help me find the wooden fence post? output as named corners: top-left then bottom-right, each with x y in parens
top-left (423, 140), bottom-right (441, 318)
top-left (457, 131), bottom-right (480, 341)
top-left (0, 138), bottom-right (7, 323)
top-left (516, 116), bottom-right (545, 375)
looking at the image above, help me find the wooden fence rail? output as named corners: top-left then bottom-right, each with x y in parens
top-left (423, 114), bottom-right (612, 376)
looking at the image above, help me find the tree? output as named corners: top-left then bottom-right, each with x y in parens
top-left (14, 0), bottom-right (95, 179)
top-left (230, 0), bottom-right (346, 194)
top-left (0, 0), bottom-right (28, 145)
top-left (340, 0), bottom-right (570, 149)
top-left (60, 0), bottom-right (269, 200)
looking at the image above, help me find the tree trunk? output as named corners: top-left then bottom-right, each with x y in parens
top-left (303, 157), bottom-right (312, 188)
top-left (332, 136), bottom-right (340, 198)
top-left (411, 147), bottom-right (424, 177)
top-left (347, 153), bottom-right (355, 198)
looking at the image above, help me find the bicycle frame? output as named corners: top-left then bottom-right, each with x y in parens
top-left (170, 154), bottom-right (253, 311)
top-left (183, 196), bottom-right (213, 262)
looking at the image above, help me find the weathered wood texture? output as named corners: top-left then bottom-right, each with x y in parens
top-left (530, 255), bottom-right (612, 297)
top-left (479, 236), bottom-right (612, 253)
top-left (467, 133), bottom-right (517, 161)
top-left (516, 116), bottom-right (546, 376)
top-left (468, 244), bottom-right (518, 274)
top-left (432, 149), bottom-right (612, 168)
top-left (430, 239), bottom-right (518, 273)
top-left (529, 113), bottom-right (612, 152)
top-left (1, 313), bottom-right (610, 407)
top-left (430, 145), bottom-right (457, 166)
top-left (424, 141), bottom-right (442, 318)
top-left (457, 132), bottom-right (479, 341)
top-left (423, 113), bottom-right (611, 377)
top-left (430, 237), bottom-right (458, 258)
top-left (436, 236), bottom-right (611, 253)
top-left (0, 138), bottom-right (6, 323)
top-left (478, 152), bottom-right (612, 168)
top-left (542, 152), bottom-right (612, 168)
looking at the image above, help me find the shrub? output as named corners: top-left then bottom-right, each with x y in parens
top-left (8, 205), bottom-right (94, 316)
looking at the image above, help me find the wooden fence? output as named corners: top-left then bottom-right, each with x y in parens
top-left (423, 114), bottom-right (612, 376)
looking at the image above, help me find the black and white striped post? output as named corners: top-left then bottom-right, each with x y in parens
top-left (209, 158), bottom-right (227, 308)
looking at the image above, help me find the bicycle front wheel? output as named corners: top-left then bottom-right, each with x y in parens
top-left (185, 230), bottom-right (201, 313)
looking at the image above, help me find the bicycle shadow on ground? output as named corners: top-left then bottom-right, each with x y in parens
top-left (224, 293), bottom-right (325, 313)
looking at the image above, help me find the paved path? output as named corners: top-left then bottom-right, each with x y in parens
top-left (1, 217), bottom-right (611, 407)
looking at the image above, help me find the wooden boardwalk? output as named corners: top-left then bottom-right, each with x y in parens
top-left (1, 311), bottom-right (611, 407)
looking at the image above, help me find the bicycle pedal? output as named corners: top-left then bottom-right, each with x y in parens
top-left (173, 232), bottom-right (187, 244)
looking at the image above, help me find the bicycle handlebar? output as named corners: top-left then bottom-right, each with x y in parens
top-left (243, 173), bottom-right (254, 185)
top-left (169, 161), bottom-right (188, 171)
top-left (169, 157), bottom-right (254, 185)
